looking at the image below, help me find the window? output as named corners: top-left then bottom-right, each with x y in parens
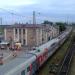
top-left (51, 43), bottom-right (56, 47)
top-left (23, 39), bottom-right (26, 45)
top-left (23, 29), bottom-right (25, 34)
top-left (19, 29), bottom-right (21, 34)
top-left (21, 70), bottom-right (25, 75)
top-left (42, 38), bottom-right (44, 41)
top-left (48, 37), bottom-right (50, 41)
top-left (15, 29), bottom-right (17, 34)
top-left (27, 66), bottom-right (30, 72)
top-left (19, 39), bottom-right (21, 43)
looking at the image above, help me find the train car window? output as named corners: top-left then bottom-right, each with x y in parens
top-left (27, 66), bottom-right (30, 72)
top-left (32, 61), bottom-right (37, 73)
top-left (51, 43), bottom-right (56, 47)
top-left (21, 70), bottom-right (25, 75)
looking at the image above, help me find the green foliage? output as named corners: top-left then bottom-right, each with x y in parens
top-left (59, 25), bottom-right (66, 32)
top-left (55, 22), bottom-right (66, 32)
top-left (43, 20), bottom-right (53, 25)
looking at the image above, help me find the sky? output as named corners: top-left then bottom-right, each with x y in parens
top-left (0, 0), bottom-right (75, 24)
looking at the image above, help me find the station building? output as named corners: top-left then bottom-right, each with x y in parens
top-left (3, 24), bottom-right (59, 47)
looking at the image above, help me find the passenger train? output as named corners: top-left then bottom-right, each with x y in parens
top-left (0, 28), bottom-right (72, 75)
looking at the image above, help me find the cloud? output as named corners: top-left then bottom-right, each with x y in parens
top-left (0, 0), bottom-right (37, 7)
top-left (0, 0), bottom-right (75, 23)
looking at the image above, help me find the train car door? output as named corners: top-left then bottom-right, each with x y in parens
top-left (31, 61), bottom-right (37, 75)
top-left (26, 66), bottom-right (30, 75)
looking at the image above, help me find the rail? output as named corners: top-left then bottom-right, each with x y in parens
top-left (56, 35), bottom-right (75, 75)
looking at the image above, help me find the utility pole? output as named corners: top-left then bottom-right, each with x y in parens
top-left (33, 11), bottom-right (36, 25)
top-left (32, 11), bottom-right (36, 47)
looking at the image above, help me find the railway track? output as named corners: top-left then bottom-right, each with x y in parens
top-left (56, 35), bottom-right (75, 75)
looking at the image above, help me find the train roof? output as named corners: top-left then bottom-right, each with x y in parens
top-left (0, 51), bottom-right (36, 75)
top-left (58, 30), bottom-right (69, 39)
top-left (38, 38), bottom-right (59, 50)
top-left (28, 38), bottom-right (59, 55)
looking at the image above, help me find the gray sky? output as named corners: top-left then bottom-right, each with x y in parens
top-left (0, 0), bottom-right (75, 24)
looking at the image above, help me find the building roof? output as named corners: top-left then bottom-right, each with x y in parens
top-left (0, 24), bottom-right (43, 29)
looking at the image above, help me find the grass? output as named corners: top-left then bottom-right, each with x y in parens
top-left (37, 32), bottom-right (73, 75)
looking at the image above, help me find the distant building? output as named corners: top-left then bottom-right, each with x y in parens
top-left (3, 24), bottom-right (59, 47)
top-left (42, 24), bottom-right (59, 43)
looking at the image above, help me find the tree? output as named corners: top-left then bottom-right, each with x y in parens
top-left (55, 22), bottom-right (66, 32)
top-left (43, 20), bottom-right (53, 25)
